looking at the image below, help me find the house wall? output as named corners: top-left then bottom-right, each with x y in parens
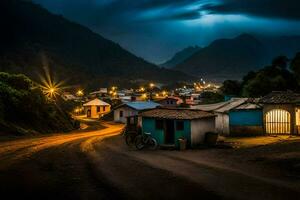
top-left (142, 118), bottom-right (165, 144)
top-left (215, 113), bottom-right (229, 135)
top-left (263, 104), bottom-right (297, 135)
top-left (141, 118), bottom-right (191, 147)
top-left (191, 117), bottom-right (215, 147)
top-left (85, 105), bottom-right (111, 118)
top-left (114, 107), bottom-right (138, 123)
top-left (159, 99), bottom-right (178, 107)
top-left (229, 110), bottom-right (263, 136)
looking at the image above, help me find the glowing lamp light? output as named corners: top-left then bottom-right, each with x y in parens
top-left (77, 89), bottom-right (84, 96)
top-left (149, 83), bottom-right (155, 88)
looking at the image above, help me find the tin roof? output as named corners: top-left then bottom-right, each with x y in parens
top-left (140, 108), bottom-right (215, 120)
top-left (115, 101), bottom-right (160, 111)
top-left (83, 98), bottom-right (110, 106)
top-left (259, 91), bottom-right (300, 104)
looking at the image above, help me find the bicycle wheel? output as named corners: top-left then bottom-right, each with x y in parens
top-left (125, 134), bottom-right (135, 146)
top-left (148, 138), bottom-right (158, 150)
top-left (135, 135), bottom-right (145, 150)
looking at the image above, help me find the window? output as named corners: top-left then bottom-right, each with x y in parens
top-left (119, 110), bottom-right (123, 118)
top-left (103, 106), bottom-right (106, 112)
top-left (97, 106), bottom-right (100, 112)
top-left (166, 100), bottom-right (169, 104)
top-left (155, 120), bottom-right (164, 130)
top-left (176, 121), bottom-right (184, 131)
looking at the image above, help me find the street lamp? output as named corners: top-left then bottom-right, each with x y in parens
top-left (76, 89), bottom-right (84, 97)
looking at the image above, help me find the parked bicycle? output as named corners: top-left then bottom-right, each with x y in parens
top-left (124, 130), bottom-right (139, 146)
top-left (135, 132), bottom-right (158, 150)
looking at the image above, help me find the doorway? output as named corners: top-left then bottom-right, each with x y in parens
top-left (165, 120), bottom-right (175, 144)
top-left (265, 109), bottom-right (291, 134)
top-left (87, 110), bottom-right (91, 118)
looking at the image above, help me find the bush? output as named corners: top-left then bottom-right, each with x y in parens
top-left (0, 72), bottom-right (77, 135)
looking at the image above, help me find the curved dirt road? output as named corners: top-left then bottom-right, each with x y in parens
top-left (0, 121), bottom-right (299, 200)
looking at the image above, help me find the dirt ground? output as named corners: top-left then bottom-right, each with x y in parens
top-left (0, 122), bottom-right (299, 200)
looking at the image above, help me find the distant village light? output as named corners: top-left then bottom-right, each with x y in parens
top-left (149, 83), bottom-right (155, 88)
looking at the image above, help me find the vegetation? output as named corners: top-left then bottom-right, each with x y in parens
top-left (0, 72), bottom-right (78, 135)
top-left (200, 92), bottom-right (224, 104)
top-left (221, 53), bottom-right (300, 97)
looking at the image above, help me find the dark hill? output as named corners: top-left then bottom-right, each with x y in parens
top-left (174, 34), bottom-right (267, 81)
top-left (174, 34), bottom-right (300, 81)
top-left (160, 46), bottom-right (202, 69)
top-left (0, 0), bottom-right (194, 89)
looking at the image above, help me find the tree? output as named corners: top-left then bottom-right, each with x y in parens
top-left (290, 52), bottom-right (300, 82)
top-left (221, 80), bottom-right (242, 96)
top-left (242, 65), bottom-right (297, 97)
top-left (272, 56), bottom-right (289, 69)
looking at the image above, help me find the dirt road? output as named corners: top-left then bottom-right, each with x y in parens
top-left (0, 121), bottom-right (299, 200)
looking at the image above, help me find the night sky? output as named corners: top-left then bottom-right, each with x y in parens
top-left (33, 0), bottom-right (300, 64)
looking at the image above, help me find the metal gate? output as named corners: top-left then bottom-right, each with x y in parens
top-left (265, 109), bottom-right (291, 134)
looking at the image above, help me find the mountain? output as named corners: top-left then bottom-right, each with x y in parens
top-left (174, 34), bottom-right (300, 81)
top-left (160, 46), bottom-right (202, 68)
top-left (0, 0), bottom-right (194, 89)
top-left (174, 34), bottom-right (268, 81)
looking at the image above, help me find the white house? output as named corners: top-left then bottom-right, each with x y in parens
top-left (114, 101), bottom-right (160, 124)
top-left (83, 98), bottom-right (111, 118)
top-left (191, 98), bottom-right (249, 135)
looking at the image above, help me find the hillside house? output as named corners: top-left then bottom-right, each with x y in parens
top-left (156, 96), bottom-right (183, 107)
top-left (140, 108), bottom-right (215, 148)
top-left (83, 98), bottom-right (111, 118)
top-left (113, 101), bottom-right (160, 124)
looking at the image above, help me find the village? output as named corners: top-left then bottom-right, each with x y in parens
top-left (1, 1), bottom-right (300, 199)
top-left (65, 82), bottom-right (300, 150)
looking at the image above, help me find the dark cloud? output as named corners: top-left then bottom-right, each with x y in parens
top-left (32, 0), bottom-right (300, 63)
top-left (204, 0), bottom-right (300, 20)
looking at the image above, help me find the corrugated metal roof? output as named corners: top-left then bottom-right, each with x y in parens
top-left (192, 98), bottom-right (252, 113)
top-left (83, 98), bottom-right (110, 106)
top-left (215, 98), bottom-right (248, 113)
top-left (233, 102), bottom-right (262, 110)
top-left (116, 101), bottom-right (160, 111)
top-left (140, 108), bottom-right (215, 120)
top-left (191, 101), bottom-right (228, 111)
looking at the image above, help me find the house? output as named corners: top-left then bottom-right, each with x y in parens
top-left (259, 91), bottom-right (300, 135)
top-left (156, 96), bottom-right (183, 107)
top-left (192, 98), bottom-right (263, 135)
top-left (113, 101), bottom-right (160, 124)
top-left (83, 98), bottom-right (111, 118)
top-left (140, 108), bottom-right (216, 148)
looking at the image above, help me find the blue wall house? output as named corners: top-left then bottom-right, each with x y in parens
top-left (192, 98), bottom-right (263, 136)
top-left (229, 103), bottom-right (263, 136)
top-left (140, 108), bottom-right (216, 148)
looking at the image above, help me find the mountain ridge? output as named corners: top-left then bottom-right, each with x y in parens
top-left (0, 0), bottom-right (195, 89)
